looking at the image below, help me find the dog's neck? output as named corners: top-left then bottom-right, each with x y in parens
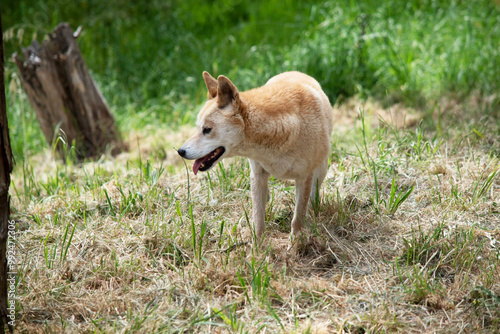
top-left (237, 92), bottom-right (300, 158)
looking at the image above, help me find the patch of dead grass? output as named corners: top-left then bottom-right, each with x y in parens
top-left (10, 96), bottom-right (500, 332)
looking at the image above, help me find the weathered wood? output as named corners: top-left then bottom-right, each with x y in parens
top-left (0, 12), bottom-right (15, 334)
top-left (14, 23), bottom-right (126, 161)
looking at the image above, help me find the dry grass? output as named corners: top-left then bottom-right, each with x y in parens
top-left (11, 96), bottom-right (500, 333)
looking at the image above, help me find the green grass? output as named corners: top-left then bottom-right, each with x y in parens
top-left (3, 0), bottom-right (500, 162)
top-left (2, 0), bottom-right (500, 332)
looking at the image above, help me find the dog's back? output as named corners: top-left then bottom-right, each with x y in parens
top-left (266, 71), bottom-right (322, 90)
top-left (265, 71), bottom-right (333, 136)
top-left (238, 72), bottom-right (332, 180)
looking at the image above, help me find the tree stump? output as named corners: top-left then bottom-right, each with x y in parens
top-left (13, 23), bottom-right (126, 161)
top-left (0, 12), bottom-right (15, 334)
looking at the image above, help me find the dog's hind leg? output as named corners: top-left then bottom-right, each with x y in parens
top-left (310, 156), bottom-right (328, 204)
top-left (291, 173), bottom-right (314, 236)
top-left (249, 159), bottom-right (270, 241)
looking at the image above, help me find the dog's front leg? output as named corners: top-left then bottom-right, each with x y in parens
top-left (291, 174), bottom-right (314, 236)
top-left (249, 160), bottom-right (270, 242)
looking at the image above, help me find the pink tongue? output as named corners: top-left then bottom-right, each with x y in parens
top-left (192, 148), bottom-right (221, 175)
top-left (193, 158), bottom-right (204, 175)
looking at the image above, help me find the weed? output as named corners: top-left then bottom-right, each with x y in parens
top-left (212, 304), bottom-right (245, 332)
top-left (470, 165), bottom-right (499, 205)
top-left (384, 176), bottom-right (415, 215)
top-left (466, 286), bottom-right (500, 329)
top-left (237, 256), bottom-right (274, 305)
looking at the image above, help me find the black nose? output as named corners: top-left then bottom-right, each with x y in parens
top-left (177, 148), bottom-right (186, 157)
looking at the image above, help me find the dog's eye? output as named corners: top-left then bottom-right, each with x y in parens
top-left (202, 127), bottom-right (212, 135)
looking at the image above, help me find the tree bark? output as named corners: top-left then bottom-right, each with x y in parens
top-left (13, 23), bottom-right (126, 161)
top-left (0, 12), bottom-right (15, 334)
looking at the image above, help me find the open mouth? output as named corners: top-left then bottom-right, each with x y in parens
top-left (192, 147), bottom-right (225, 175)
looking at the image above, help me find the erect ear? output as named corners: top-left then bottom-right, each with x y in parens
top-left (203, 71), bottom-right (218, 99)
top-left (217, 75), bottom-right (240, 107)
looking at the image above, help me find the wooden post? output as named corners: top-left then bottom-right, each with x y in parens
top-left (13, 23), bottom-right (126, 161)
top-left (0, 12), bottom-right (15, 334)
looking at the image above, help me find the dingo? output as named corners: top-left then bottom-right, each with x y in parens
top-left (178, 71), bottom-right (333, 241)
